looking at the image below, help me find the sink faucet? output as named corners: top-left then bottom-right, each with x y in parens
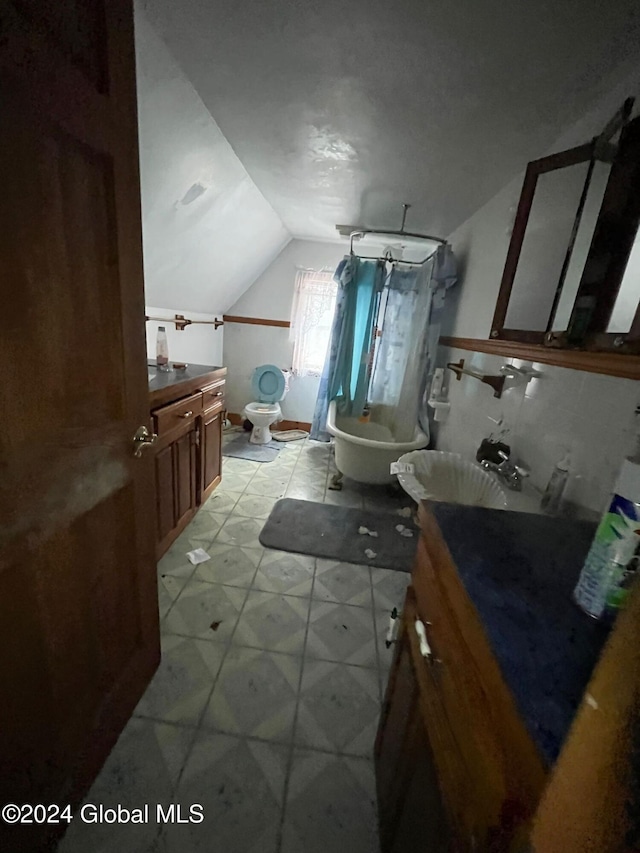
top-left (479, 450), bottom-right (530, 492)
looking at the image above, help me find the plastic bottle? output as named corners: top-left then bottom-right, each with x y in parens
top-left (156, 326), bottom-right (169, 372)
top-left (540, 451), bottom-right (570, 514)
top-left (574, 444), bottom-right (640, 621)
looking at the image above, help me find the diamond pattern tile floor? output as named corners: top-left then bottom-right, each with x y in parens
top-left (59, 437), bottom-right (398, 852)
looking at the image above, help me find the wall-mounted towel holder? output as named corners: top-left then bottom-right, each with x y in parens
top-left (446, 359), bottom-right (506, 398)
top-left (145, 313), bottom-right (224, 331)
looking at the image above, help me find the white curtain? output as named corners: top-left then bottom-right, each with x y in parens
top-left (368, 263), bottom-right (434, 442)
top-left (290, 269), bottom-right (337, 377)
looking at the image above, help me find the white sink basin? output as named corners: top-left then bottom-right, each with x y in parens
top-left (396, 450), bottom-right (508, 509)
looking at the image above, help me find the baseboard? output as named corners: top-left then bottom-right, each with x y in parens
top-left (227, 412), bottom-right (312, 432)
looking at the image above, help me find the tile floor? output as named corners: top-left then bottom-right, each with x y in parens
top-left (58, 431), bottom-right (412, 853)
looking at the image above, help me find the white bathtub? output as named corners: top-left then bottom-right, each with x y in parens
top-left (327, 400), bottom-right (429, 484)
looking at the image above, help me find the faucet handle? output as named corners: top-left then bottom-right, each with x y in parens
top-left (514, 464), bottom-right (530, 479)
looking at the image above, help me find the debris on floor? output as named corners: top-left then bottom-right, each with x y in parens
top-left (328, 474), bottom-right (343, 491)
top-left (358, 525), bottom-right (379, 537)
top-left (397, 506), bottom-right (413, 518)
top-left (187, 548), bottom-right (211, 565)
top-left (210, 621), bottom-right (222, 632)
top-left (395, 524), bottom-right (414, 538)
top-left (390, 461), bottom-right (415, 475)
top-left (364, 548), bottom-right (377, 559)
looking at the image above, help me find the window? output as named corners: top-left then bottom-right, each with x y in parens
top-left (290, 268), bottom-right (338, 376)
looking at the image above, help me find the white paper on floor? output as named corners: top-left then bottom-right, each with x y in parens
top-left (395, 524), bottom-right (414, 538)
top-left (186, 548), bottom-right (211, 565)
top-left (390, 461), bottom-right (415, 475)
top-left (358, 526), bottom-right (379, 537)
top-left (364, 548), bottom-right (377, 559)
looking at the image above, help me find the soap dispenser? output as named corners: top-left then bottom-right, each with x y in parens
top-left (540, 451), bottom-right (570, 514)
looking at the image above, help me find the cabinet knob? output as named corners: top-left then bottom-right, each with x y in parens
top-left (181, 411), bottom-right (194, 418)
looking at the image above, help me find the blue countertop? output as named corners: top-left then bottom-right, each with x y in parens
top-left (430, 503), bottom-right (609, 766)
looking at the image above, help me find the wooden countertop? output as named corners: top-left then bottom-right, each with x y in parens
top-left (148, 362), bottom-right (226, 408)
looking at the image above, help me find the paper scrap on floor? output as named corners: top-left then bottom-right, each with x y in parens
top-left (358, 526), bottom-right (379, 537)
top-left (187, 548), bottom-right (211, 565)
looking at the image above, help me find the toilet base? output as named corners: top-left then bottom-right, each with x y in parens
top-left (249, 424), bottom-right (272, 445)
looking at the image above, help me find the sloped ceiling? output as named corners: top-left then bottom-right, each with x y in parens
top-left (142, 0), bottom-right (640, 245)
top-left (135, 7), bottom-right (291, 313)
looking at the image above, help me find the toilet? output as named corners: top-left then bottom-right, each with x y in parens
top-left (243, 364), bottom-right (287, 444)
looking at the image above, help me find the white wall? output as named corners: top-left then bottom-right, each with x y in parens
top-left (443, 64), bottom-right (640, 341)
top-left (135, 6), bottom-right (291, 315)
top-left (433, 347), bottom-right (639, 515)
top-left (433, 64), bottom-right (640, 513)
top-left (146, 307), bottom-right (224, 366)
top-left (223, 239), bottom-right (345, 422)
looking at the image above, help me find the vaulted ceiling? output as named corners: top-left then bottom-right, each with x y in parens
top-left (137, 0), bottom-right (640, 311)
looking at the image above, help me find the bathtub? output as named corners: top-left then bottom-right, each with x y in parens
top-left (327, 400), bottom-right (429, 484)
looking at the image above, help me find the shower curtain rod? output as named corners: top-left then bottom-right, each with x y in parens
top-left (343, 203), bottom-right (447, 266)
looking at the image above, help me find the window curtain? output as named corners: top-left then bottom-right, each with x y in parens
top-left (310, 257), bottom-right (385, 441)
top-left (289, 269), bottom-right (337, 377)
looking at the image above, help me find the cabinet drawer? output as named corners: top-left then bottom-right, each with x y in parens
top-left (201, 380), bottom-right (225, 412)
top-left (153, 392), bottom-right (203, 437)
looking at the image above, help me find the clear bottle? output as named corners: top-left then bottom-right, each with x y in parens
top-left (540, 451), bottom-right (570, 515)
top-left (156, 326), bottom-right (169, 372)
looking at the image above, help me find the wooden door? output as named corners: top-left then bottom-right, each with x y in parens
top-left (202, 407), bottom-right (223, 502)
top-left (0, 2), bottom-right (159, 850)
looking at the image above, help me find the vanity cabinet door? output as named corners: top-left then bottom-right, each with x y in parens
top-left (375, 590), bottom-right (450, 853)
top-left (154, 444), bottom-right (175, 545)
top-left (201, 407), bottom-right (223, 503)
top-left (174, 425), bottom-right (198, 530)
top-left (152, 417), bottom-right (199, 558)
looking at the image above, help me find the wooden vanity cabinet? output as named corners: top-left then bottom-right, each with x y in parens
top-left (376, 506), bottom-right (547, 852)
top-left (200, 379), bottom-right (225, 503)
top-left (150, 370), bottom-right (226, 557)
top-left (152, 392), bottom-right (203, 556)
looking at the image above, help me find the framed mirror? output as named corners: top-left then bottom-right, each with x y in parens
top-left (491, 99), bottom-right (640, 354)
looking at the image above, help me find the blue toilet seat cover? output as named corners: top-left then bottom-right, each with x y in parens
top-left (252, 364), bottom-right (285, 403)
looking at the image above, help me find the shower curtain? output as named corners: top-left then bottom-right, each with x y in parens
top-left (310, 244), bottom-right (457, 443)
top-left (369, 244), bottom-right (458, 442)
top-left (310, 256), bottom-right (384, 441)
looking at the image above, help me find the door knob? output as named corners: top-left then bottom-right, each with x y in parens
top-left (133, 425), bottom-right (158, 457)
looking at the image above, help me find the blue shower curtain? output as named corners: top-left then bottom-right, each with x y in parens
top-left (310, 245), bottom-right (457, 443)
top-left (310, 256), bottom-right (384, 441)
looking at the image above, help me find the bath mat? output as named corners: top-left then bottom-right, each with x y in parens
top-left (222, 434), bottom-right (283, 463)
top-left (259, 498), bottom-right (418, 572)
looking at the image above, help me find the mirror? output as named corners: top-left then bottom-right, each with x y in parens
top-left (607, 221), bottom-right (640, 333)
top-left (551, 160), bottom-right (612, 332)
top-left (491, 99), bottom-right (640, 353)
top-left (504, 160), bottom-right (590, 332)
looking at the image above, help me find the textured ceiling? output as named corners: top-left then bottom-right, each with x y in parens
top-left (143, 0), bottom-right (640, 243)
